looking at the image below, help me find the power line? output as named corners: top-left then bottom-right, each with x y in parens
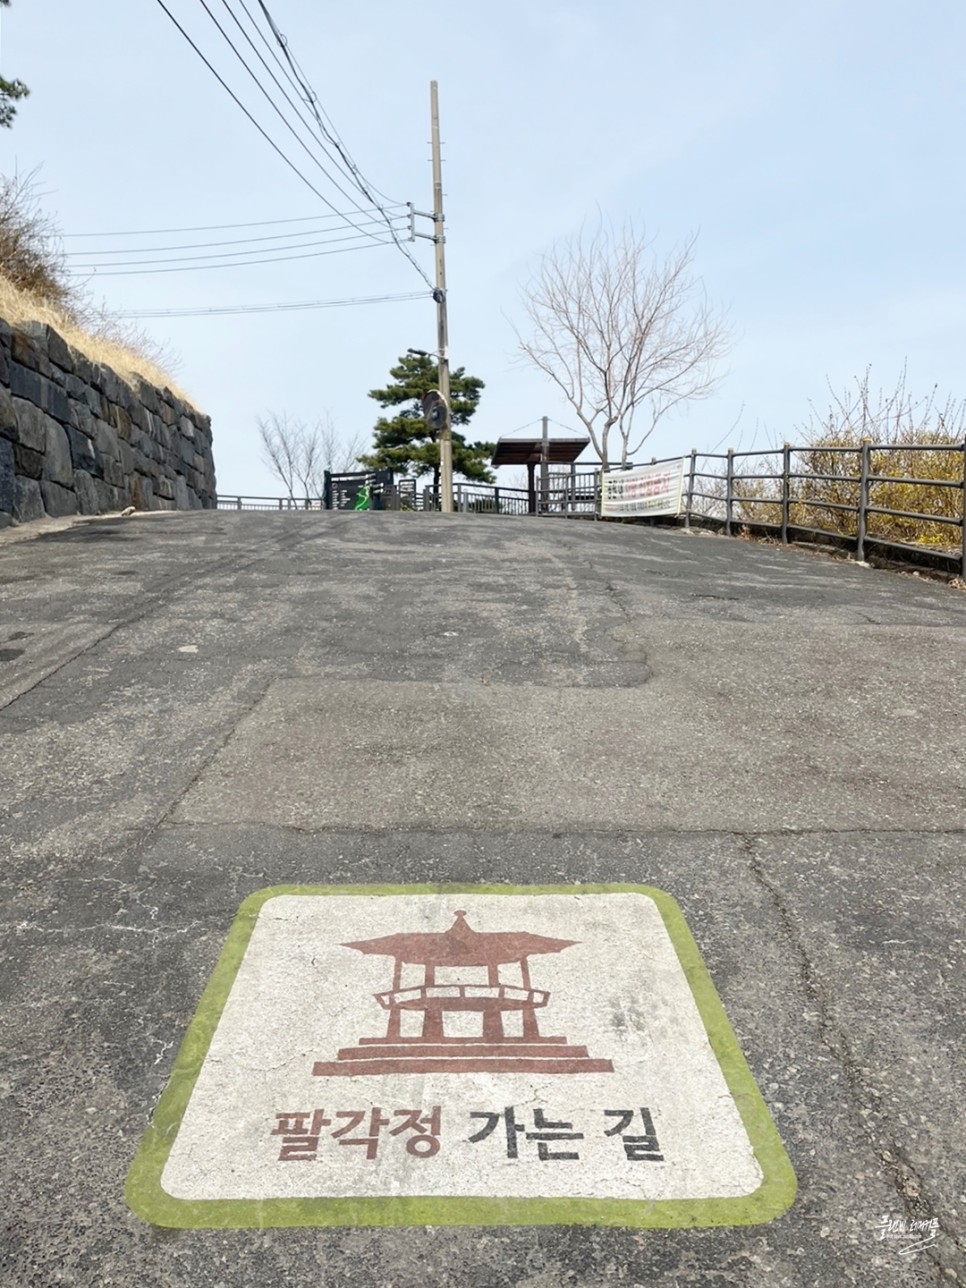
top-left (66, 226), bottom-right (403, 268)
top-left (63, 214), bottom-right (408, 258)
top-left (69, 236), bottom-right (396, 277)
top-left (61, 206), bottom-right (407, 239)
top-left (252, 0), bottom-right (434, 290)
top-left (193, 0), bottom-right (385, 241)
top-left (216, 0), bottom-right (371, 203)
top-left (234, 0), bottom-right (378, 193)
top-left (151, 0), bottom-right (383, 231)
top-left (252, 0), bottom-right (372, 191)
top-left (234, 0), bottom-right (311, 106)
top-left (114, 289), bottom-right (428, 319)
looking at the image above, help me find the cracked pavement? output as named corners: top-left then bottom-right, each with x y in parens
top-left (1, 509), bottom-right (964, 1287)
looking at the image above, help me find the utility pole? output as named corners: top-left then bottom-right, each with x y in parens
top-left (540, 415), bottom-right (549, 515)
top-left (430, 81), bottom-right (452, 513)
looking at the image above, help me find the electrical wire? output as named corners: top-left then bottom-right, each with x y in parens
top-left (234, 0), bottom-right (311, 105)
top-left (251, 0), bottom-right (434, 290)
top-left (61, 206), bottom-right (407, 239)
top-left (155, 0), bottom-right (433, 290)
top-left (63, 214), bottom-right (408, 258)
top-left (114, 289), bottom-right (429, 319)
top-left (252, 0), bottom-right (375, 194)
top-left (216, 0), bottom-right (370, 202)
top-left (151, 0), bottom-right (384, 231)
top-left (66, 226), bottom-right (405, 269)
top-left (192, 0), bottom-right (385, 241)
top-left (69, 236), bottom-right (396, 277)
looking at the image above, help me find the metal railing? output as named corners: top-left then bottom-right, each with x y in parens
top-left (681, 442), bottom-right (966, 578)
top-left (216, 494), bottom-right (322, 511)
top-left (542, 471), bottom-right (600, 515)
top-left (419, 477), bottom-right (599, 516)
top-left (217, 442), bottom-right (965, 577)
top-left (216, 484), bottom-right (407, 511)
top-left (453, 483), bottom-right (531, 514)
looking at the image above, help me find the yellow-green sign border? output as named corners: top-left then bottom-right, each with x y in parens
top-left (126, 883), bottom-right (797, 1228)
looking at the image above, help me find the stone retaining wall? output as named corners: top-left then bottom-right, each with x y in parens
top-left (0, 316), bottom-right (216, 528)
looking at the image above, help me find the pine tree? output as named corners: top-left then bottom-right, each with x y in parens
top-left (360, 352), bottom-right (494, 492)
top-left (0, 2), bottom-right (29, 128)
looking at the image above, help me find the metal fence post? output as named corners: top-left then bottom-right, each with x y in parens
top-left (236, 497), bottom-right (242, 511)
top-left (725, 449), bottom-right (735, 536)
top-left (684, 448), bottom-right (697, 528)
top-left (961, 438), bottom-right (966, 580)
top-left (856, 440), bottom-right (871, 562)
top-left (781, 443), bottom-right (791, 545)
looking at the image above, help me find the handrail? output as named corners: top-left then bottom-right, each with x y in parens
top-left (215, 494), bottom-right (321, 511)
top-left (680, 438), bottom-right (965, 577)
top-left (215, 439), bottom-right (966, 577)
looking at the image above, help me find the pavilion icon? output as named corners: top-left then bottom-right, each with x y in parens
top-left (313, 909), bottom-right (614, 1076)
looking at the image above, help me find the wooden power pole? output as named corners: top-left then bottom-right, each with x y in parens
top-left (430, 81), bottom-right (452, 513)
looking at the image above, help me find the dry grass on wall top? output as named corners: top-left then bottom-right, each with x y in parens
top-left (0, 271), bottom-right (198, 410)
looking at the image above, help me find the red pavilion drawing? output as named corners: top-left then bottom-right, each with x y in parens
top-left (313, 909), bottom-right (614, 1076)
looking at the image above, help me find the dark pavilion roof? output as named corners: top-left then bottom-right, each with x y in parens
top-left (490, 437), bottom-right (590, 468)
top-left (342, 910), bottom-right (578, 966)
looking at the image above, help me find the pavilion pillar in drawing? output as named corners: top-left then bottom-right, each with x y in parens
top-left (313, 909), bottom-right (613, 1076)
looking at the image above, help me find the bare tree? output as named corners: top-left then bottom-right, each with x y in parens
top-left (258, 412), bottom-right (302, 500)
top-left (314, 413), bottom-right (365, 487)
top-left (258, 412), bottom-right (365, 501)
top-left (518, 222), bottom-right (730, 467)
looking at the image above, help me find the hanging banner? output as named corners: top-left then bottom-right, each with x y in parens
top-left (600, 460), bottom-right (686, 518)
top-left (126, 884), bottom-right (795, 1229)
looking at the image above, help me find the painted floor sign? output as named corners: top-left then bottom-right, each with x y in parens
top-left (126, 884), bottom-right (796, 1227)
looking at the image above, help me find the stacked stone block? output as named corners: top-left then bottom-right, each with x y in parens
top-left (0, 316), bottom-right (216, 529)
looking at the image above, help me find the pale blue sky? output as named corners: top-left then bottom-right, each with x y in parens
top-left (3, 1), bottom-right (964, 494)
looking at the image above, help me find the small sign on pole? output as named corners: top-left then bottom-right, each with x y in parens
top-left (421, 389), bottom-right (449, 432)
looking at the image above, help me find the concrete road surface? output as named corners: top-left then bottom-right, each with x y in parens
top-left (1, 510), bottom-right (964, 1287)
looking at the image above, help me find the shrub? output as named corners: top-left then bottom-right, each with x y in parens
top-left (722, 369), bottom-right (964, 549)
top-left (0, 170), bottom-right (74, 310)
top-left (0, 169), bottom-right (191, 401)
top-left (790, 369), bottom-right (964, 547)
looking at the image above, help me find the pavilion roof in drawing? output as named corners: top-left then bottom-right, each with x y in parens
top-left (342, 910), bottom-right (578, 966)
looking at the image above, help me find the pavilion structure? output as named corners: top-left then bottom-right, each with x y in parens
top-left (490, 436), bottom-right (590, 514)
top-left (312, 909), bottom-right (614, 1076)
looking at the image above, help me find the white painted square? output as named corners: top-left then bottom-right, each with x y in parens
top-left (160, 891), bottom-right (763, 1203)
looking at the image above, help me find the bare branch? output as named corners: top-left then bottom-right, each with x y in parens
top-left (799, 364), bottom-right (966, 447)
top-left (259, 410), bottom-right (366, 500)
top-left (258, 412), bottom-right (301, 499)
top-left (309, 413), bottom-right (366, 492)
top-left (517, 221), bottom-right (731, 465)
